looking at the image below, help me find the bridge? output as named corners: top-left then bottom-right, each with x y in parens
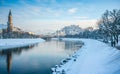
top-left (41, 36), bottom-right (53, 40)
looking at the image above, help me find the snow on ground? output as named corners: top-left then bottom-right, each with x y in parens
top-left (52, 38), bottom-right (120, 74)
top-left (0, 38), bottom-right (45, 50)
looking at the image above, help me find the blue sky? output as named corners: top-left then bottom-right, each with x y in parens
top-left (0, 0), bottom-right (120, 34)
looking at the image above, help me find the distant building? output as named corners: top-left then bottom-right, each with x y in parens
top-left (56, 25), bottom-right (83, 36)
top-left (0, 24), bottom-right (7, 38)
top-left (1, 9), bottom-right (39, 38)
top-left (7, 9), bottom-right (13, 32)
top-left (2, 9), bottom-right (13, 38)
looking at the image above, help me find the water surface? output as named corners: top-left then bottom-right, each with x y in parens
top-left (0, 40), bottom-right (82, 74)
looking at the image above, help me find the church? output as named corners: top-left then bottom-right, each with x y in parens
top-left (7, 9), bottom-right (13, 33)
top-left (1, 10), bottom-right (39, 38)
top-left (2, 9), bottom-right (13, 37)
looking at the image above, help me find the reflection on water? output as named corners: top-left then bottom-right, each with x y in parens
top-left (7, 51), bottom-right (11, 74)
top-left (0, 45), bottom-right (35, 74)
top-left (0, 40), bottom-right (82, 74)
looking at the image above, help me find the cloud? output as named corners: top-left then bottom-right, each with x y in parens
top-left (16, 19), bottom-right (97, 33)
top-left (3, 0), bottom-right (117, 33)
top-left (18, 0), bottom-right (62, 18)
top-left (68, 8), bottom-right (78, 14)
top-left (73, 16), bottom-right (89, 19)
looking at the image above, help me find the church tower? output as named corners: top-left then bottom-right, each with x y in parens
top-left (7, 9), bottom-right (13, 32)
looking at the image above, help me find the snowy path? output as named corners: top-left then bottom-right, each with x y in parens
top-left (52, 38), bottom-right (120, 74)
top-left (0, 38), bottom-right (45, 50)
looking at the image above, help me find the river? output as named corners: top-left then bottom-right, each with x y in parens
top-left (0, 40), bottom-right (82, 74)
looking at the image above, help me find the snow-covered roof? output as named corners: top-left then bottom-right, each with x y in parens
top-left (0, 24), bottom-right (7, 29)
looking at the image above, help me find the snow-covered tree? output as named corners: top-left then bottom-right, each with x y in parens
top-left (98, 9), bottom-right (120, 47)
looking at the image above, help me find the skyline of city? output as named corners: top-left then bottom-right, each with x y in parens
top-left (0, 0), bottom-right (120, 34)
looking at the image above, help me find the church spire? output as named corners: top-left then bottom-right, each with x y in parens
top-left (9, 9), bottom-right (12, 16)
top-left (7, 9), bottom-right (13, 33)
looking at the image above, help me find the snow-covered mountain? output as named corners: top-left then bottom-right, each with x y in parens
top-left (56, 25), bottom-right (83, 36)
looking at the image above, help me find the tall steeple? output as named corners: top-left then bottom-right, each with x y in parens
top-left (9, 9), bottom-right (12, 16)
top-left (7, 9), bottom-right (13, 32)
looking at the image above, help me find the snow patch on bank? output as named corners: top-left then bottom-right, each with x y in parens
top-left (52, 38), bottom-right (120, 74)
top-left (0, 38), bottom-right (45, 50)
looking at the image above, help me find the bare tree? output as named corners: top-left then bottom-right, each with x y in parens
top-left (98, 9), bottom-right (120, 47)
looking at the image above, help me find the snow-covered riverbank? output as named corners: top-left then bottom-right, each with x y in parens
top-left (52, 38), bottom-right (120, 74)
top-left (0, 38), bottom-right (45, 50)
